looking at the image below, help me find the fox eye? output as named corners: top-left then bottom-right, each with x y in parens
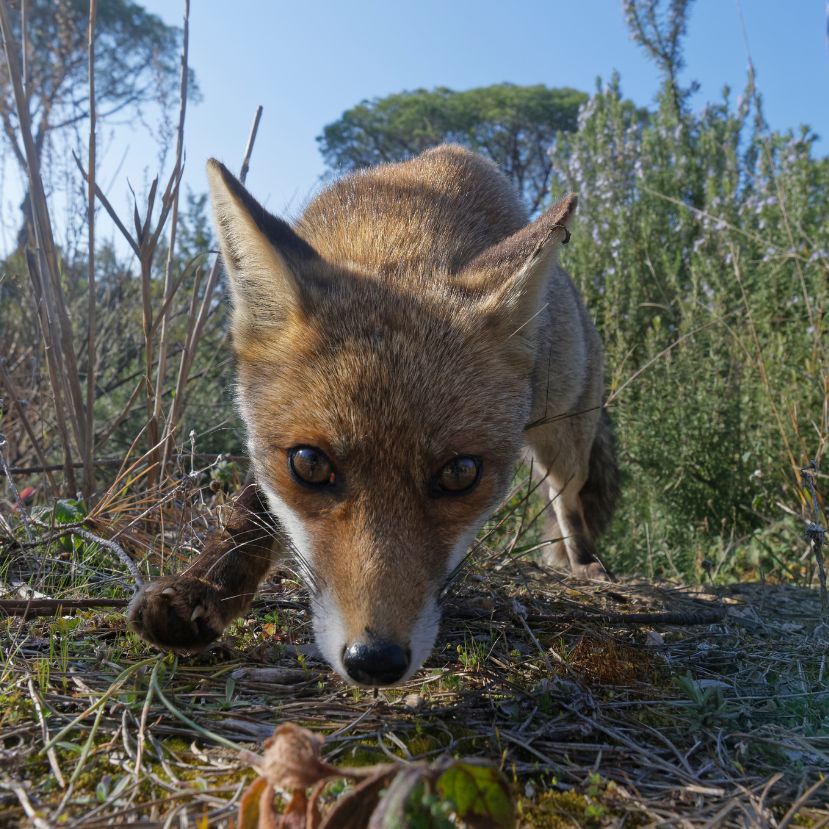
top-left (434, 456), bottom-right (481, 495)
top-left (289, 446), bottom-right (335, 488)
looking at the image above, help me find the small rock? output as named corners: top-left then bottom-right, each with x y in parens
top-left (811, 622), bottom-right (829, 643)
top-left (645, 630), bottom-right (665, 648)
top-left (403, 693), bottom-right (424, 711)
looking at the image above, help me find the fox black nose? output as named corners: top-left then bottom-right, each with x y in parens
top-left (342, 640), bottom-right (410, 686)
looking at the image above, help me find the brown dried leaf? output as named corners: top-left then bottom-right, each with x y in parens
top-left (307, 780), bottom-right (327, 829)
top-left (237, 776), bottom-right (278, 829)
top-left (278, 790), bottom-right (309, 829)
top-left (320, 767), bottom-right (399, 829)
top-left (260, 723), bottom-right (340, 791)
top-left (240, 723), bottom-right (402, 829)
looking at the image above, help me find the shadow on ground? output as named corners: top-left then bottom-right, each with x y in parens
top-left (2, 547), bottom-right (828, 827)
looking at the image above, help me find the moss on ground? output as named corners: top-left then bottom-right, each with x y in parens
top-left (2, 486), bottom-right (828, 826)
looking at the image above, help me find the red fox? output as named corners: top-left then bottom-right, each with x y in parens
top-left (128, 145), bottom-right (618, 687)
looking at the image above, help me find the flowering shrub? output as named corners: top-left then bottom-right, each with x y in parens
top-left (550, 75), bottom-right (828, 578)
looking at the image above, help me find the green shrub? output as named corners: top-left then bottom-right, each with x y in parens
top-left (550, 75), bottom-right (828, 579)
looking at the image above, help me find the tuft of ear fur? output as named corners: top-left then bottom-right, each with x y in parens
top-left (206, 159), bottom-right (317, 331)
top-left (458, 194), bottom-right (577, 360)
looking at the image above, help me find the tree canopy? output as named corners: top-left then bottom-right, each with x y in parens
top-left (0, 0), bottom-right (194, 243)
top-left (317, 83), bottom-right (587, 214)
top-left (0, 0), bottom-right (192, 159)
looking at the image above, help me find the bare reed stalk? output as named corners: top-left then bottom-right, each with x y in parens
top-left (0, 0), bottom-right (84, 494)
top-left (19, 0), bottom-right (25, 97)
top-left (141, 175), bottom-right (182, 486)
top-left (160, 104), bottom-right (264, 473)
top-left (84, 0), bottom-right (97, 498)
top-left (138, 186), bottom-right (157, 481)
top-left (25, 249), bottom-right (77, 493)
top-left (74, 149), bottom-right (183, 475)
top-left (0, 360), bottom-right (56, 492)
top-left (152, 0), bottom-right (190, 482)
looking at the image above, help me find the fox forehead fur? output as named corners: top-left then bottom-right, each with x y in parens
top-left (205, 144), bottom-right (608, 685)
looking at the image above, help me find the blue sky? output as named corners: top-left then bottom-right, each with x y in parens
top-left (144, 0), bottom-right (827, 219)
top-left (1, 1), bottom-right (827, 252)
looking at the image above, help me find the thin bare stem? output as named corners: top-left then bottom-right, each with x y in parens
top-left (73, 137), bottom-right (184, 483)
top-left (0, 598), bottom-right (129, 616)
top-left (0, 359), bottom-right (57, 493)
top-left (72, 152), bottom-right (140, 257)
top-left (161, 104), bottom-right (263, 469)
top-left (23, 249), bottom-right (76, 492)
top-left (84, 0), bottom-right (97, 498)
top-left (0, 0), bottom-right (88, 492)
top-left (155, 0), bottom-right (190, 481)
top-left (27, 678), bottom-right (65, 788)
top-left (19, 0), bottom-right (26, 98)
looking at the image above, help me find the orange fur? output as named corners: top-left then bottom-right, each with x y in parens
top-left (127, 145), bottom-right (618, 686)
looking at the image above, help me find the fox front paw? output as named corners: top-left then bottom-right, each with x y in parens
top-left (127, 576), bottom-right (228, 652)
top-left (571, 561), bottom-right (613, 581)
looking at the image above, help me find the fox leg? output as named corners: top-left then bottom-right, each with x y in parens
top-left (527, 456), bottom-right (569, 568)
top-left (127, 483), bottom-right (282, 651)
top-left (526, 408), bottom-right (617, 580)
top-left (539, 511), bottom-right (569, 569)
top-left (545, 474), bottom-right (609, 579)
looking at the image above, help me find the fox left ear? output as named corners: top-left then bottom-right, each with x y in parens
top-left (458, 193), bottom-right (577, 361)
top-left (206, 159), bottom-right (318, 335)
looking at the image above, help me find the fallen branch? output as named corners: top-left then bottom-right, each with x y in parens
top-left (525, 606), bottom-right (727, 626)
top-left (0, 597), bottom-right (130, 616)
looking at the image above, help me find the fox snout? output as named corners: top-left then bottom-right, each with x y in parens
top-left (317, 601), bottom-right (440, 687)
top-left (310, 571), bottom-right (443, 688)
top-left (341, 638), bottom-right (410, 686)
top-left (255, 441), bottom-right (491, 688)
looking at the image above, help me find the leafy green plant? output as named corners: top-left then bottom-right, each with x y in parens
top-left (549, 68), bottom-right (828, 580)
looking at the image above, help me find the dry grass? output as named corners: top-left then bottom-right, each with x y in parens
top-left (1, 468), bottom-right (827, 828)
top-left (1, 3), bottom-right (826, 825)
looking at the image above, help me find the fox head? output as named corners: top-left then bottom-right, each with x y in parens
top-left (206, 157), bottom-right (575, 686)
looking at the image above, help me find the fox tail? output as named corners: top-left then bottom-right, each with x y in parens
top-left (581, 407), bottom-right (620, 539)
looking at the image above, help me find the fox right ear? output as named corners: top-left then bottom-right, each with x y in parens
top-left (206, 159), bottom-right (317, 331)
top-left (456, 194), bottom-right (578, 367)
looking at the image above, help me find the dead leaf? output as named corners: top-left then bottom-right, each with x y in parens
top-left (237, 776), bottom-right (277, 829)
top-left (278, 790), bottom-right (308, 829)
top-left (320, 767), bottom-right (398, 829)
top-left (259, 724), bottom-right (340, 791)
top-left (366, 766), bottom-right (427, 828)
top-left (237, 723), bottom-right (517, 829)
